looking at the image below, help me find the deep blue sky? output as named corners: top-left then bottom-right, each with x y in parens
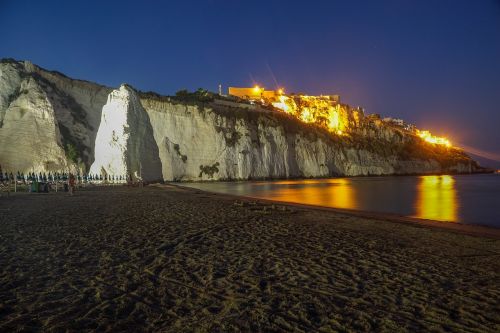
top-left (1, 0), bottom-right (499, 161)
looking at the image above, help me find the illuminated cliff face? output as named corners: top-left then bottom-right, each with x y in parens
top-left (89, 85), bottom-right (162, 181)
top-left (272, 95), bottom-right (350, 135)
top-left (416, 130), bottom-right (451, 147)
top-left (271, 94), bottom-right (452, 148)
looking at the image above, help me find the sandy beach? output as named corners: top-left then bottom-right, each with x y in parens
top-left (1, 185), bottom-right (499, 332)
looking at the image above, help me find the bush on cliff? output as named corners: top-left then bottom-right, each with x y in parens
top-left (174, 88), bottom-right (214, 103)
top-left (65, 143), bottom-right (78, 163)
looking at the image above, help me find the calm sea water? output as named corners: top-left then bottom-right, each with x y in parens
top-left (183, 174), bottom-right (500, 228)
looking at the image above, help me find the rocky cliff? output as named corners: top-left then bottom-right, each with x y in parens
top-left (89, 85), bottom-right (162, 182)
top-left (0, 59), bottom-right (478, 181)
top-left (0, 58), bottom-right (110, 174)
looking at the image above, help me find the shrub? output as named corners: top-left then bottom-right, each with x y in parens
top-left (173, 143), bottom-right (188, 163)
top-left (199, 162), bottom-right (220, 178)
top-left (173, 88), bottom-right (215, 103)
top-left (65, 143), bottom-right (78, 163)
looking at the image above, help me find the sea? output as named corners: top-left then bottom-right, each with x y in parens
top-left (183, 174), bottom-right (500, 228)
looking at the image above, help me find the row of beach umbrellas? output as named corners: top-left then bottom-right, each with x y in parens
top-left (0, 169), bottom-right (130, 183)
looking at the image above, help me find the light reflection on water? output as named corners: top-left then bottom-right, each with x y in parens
top-left (254, 178), bottom-right (356, 210)
top-left (183, 174), bottom-right (500, 227)
top-left (414, 175), bottom-right (458, 222)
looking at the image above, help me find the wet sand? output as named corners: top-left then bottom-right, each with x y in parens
top-left (0, 185), bottom-right (499, 332)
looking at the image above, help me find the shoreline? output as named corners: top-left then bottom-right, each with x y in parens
top-left (171, 183), bottom-right (500, 240)
top-left (167, 170), bottom-right (496, 184)
top-left (4, 181), bottom-right (499, 239)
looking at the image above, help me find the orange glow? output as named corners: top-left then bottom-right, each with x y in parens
top-left (413, 175), bottom-right (457, 222)
top-left (300, 108), bottom-right (314, 123)
top-left (327, 178), bottom-right (355, 209)
top-left (416, 130), bottom-right (452, 147)
top-left (252, 85), bottom-right (262, 94)
top-left (272, 94), bottom-right (349, 134)
top-left (258, 178), bottom-right (356, 210)
top-left (233, 85), bottom-right (456, 143)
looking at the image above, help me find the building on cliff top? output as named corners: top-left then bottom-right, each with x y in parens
top-left (383, 117), bottom-right (416, 132)
top-left (228, 86), bottom-right (279, 101)
top-left (228, 86), bottom-right (340, 104)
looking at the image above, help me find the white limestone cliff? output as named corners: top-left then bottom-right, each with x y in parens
top-left (89, 85), bottom-right (162, 181)
top-left (0, 62), bottom-right (71, 172)
top-left (0, 59), bottom-right (478, 180)
top-left (0, 59), bottom-right (110, 174)
top-left (141, 98), bottom-right (472, 181)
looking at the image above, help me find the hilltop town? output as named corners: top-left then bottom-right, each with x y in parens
top-left (223, 85), bottom-right (451, 147)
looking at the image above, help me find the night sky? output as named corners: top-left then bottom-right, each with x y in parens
top-left (1, 0), bottom-right (499, 163)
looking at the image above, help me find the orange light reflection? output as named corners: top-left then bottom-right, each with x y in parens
top-left (414, 175), bottom-right (458, 222)
top-left (257, 179), bottom-right (356, 210)
top-left (327, 178), bottom-right (355, 210)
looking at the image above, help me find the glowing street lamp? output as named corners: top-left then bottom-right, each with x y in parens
top-left (253, 85), bottom-right (263, 95)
